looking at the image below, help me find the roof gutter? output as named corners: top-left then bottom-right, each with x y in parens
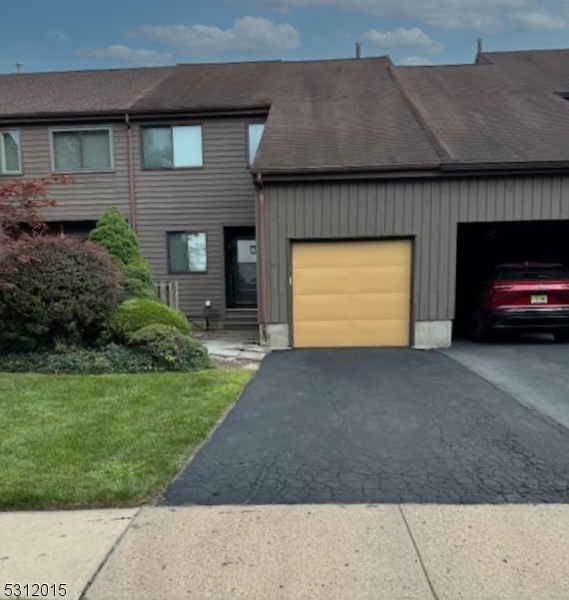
top-left (440, 160), bottom-right (569, 174)
top-left (254, 159), bottom-right (569, 182)
top-left (131, 107), bottom-right (271, 121)
top-left (252, 164), bottom-right (442, 182)
top-left (0, 112), bottom-right (128, 126)
top-left (0, 106), bottom-right (271, 126)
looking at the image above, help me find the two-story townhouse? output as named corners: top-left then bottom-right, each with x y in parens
top-left (2, 49), bottom-right (569, 350)
top-left (0, 63), bottom-right (271, 330)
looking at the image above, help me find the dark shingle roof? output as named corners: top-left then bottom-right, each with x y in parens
top-left (131, 61), bottom-right (280, 112)
top-left (392, 59), bottom-right (569, 167)
top-left (0, 67), bottom-right (174, 117)
top-left (133, 57), bottom-right (441, 172)
top-left (2, 49), bottom-right (569, 174)
top-left (477, 48), bottom-right (569, 93)
top-left (0, 58), bottom-right (440, 173)
top-left (252, 59), bottom-right (441, 173)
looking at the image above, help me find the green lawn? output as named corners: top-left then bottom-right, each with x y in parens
top-left (0, 370), bottom-right (252, 510)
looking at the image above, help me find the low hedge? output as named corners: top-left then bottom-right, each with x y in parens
top-left (102, 298), bottom-right (191, 343)
top-left (0, 337), bottom-right (210, 375)
top-left (0, 345), bottom-right (154, 375)
top-left (129, 324), bottom-right (211, 372)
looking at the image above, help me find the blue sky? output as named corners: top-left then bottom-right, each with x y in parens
top-left (2, 0), bottom-right (569, 73)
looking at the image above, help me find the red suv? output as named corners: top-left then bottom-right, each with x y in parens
top-left (470, 263), bottom-right (569, 342)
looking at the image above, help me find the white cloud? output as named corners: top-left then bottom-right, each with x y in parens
top-left (124, 17), bottom-right (301, 55)
top-left (333, 29), bottom-right (352, 38)
top-left (46, 30), bottom-right (69, 43)
top-left (73, 45), bottom-right (173, 66)
top-left (252, 0), bottom-right (541, 31)
top-left (398, 56), bottom-right (435, 65)
top-left (509, 11), bottom-right (566, 29)
top-left (269, 5), bottom-right (292, 13)
top-left (425, 12), bottom-right (504, 31)
top-left (362, 28), bottom-right (444, 53)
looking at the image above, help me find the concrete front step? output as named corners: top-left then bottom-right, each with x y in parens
top-left (225, 309), bottom-right (258, 330)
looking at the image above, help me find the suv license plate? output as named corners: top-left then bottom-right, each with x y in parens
top-left (531, 294), bottom-right (548, 304)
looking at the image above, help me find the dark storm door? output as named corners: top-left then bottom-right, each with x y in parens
top-left (227, 234), bottom-right (258, 307)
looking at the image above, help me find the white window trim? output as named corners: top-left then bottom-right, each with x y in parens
top-left (49, 126), bottom-right (115, 173)
top-left (0, 129), bottom-right (23, 175)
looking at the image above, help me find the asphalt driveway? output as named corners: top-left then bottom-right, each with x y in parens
top-left (161, 348), bottom-right (569, 505)
top-left (444, 337), bottom-right (569, 432)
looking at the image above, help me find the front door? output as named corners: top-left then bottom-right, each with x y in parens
top-left (226, 228), bottom-right (257, 308)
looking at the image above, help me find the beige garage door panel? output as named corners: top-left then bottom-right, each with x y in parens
top-left (294, 240), bottom-right (409, 268)
top-left (294, 266), bottom-right (411, 295)
top-left (292, 240), bottom-right (412, 348)
top-left (295, 293), bottom-right (410, 322)
top-left (294, 320), bottom-right (410, 348)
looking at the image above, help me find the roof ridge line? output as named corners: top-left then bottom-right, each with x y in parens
top-left (128, 66), bottom-right (177, 109)
top-left (0, 65), bottom-right (172, 78)
top-left (387, 65), bottom-right (451, 163)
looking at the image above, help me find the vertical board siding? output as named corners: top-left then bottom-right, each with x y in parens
top-left (262, 175), bottom-right (569, 325)
top-left (133, 119), bottom-right (257, 317)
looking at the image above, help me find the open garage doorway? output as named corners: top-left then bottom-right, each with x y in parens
top-left (454, 220), bottom-right (569, 338)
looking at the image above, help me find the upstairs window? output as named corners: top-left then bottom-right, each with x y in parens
top-left (142, 125), bottom-right (203, 169)
top-left (0, 130), bottom-right (22, 174)
top-left (248, 123), bottom-right (265, 165)
top-left (51, 128), bottom-right (113, 172)
top-left (168, 231), bottom-right (207, 273)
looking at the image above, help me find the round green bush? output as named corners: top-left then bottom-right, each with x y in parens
top-left (103, 298), bottom-right (191, 343)
top-left (0, 235), bottom-right (125, 351)
top-left (129, 324), bottom-right (211, 371)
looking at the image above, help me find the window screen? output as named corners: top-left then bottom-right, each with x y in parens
top-left (82, 130), bottom-right (112, 169)
top-left (52, 129), bottom-right (111, 171)
top-left (1, 131), bottom-right (21, 174)
top-left (142, 127), bottom-right (173, 169)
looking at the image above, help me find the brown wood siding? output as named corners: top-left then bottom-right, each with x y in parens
top-left (133, 119), bottom-right (256, 318)
top-left (261, 175), bottom-right (569, 325)
top-left (3, 120), bottom-right (257, 319)
top-left (1, 124), bottom-right (132, 220)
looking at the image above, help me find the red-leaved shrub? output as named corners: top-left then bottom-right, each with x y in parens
top-left (0, 235), bottom-right (125, 350)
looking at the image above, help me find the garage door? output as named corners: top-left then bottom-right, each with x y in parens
top-left (292, 239), bottom-right (412, 348)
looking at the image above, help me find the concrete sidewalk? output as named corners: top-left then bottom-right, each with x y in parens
top-left (0, 509), bottom-right (137, 600)
top-left (4, 505), bottom-right (569, 600)
top-left (83, 504), bottom-right (569, 600)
